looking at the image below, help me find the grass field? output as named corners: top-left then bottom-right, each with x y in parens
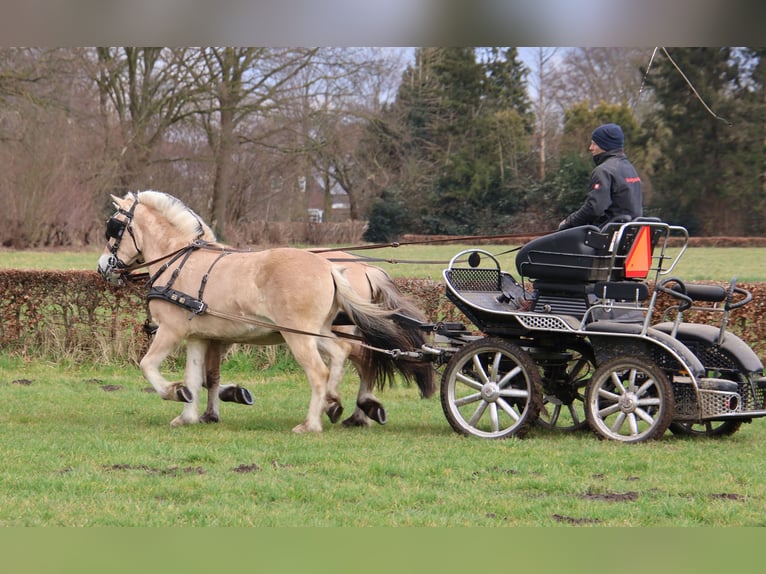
top-left (1, 352), bottom-right (766, 527)
top-left (2, 244), bottom-right (766, 529)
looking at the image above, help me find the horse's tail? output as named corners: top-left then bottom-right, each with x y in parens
top-left (330, 266), bottom-right (435, 398)
top-left (362, 266), bottom-right (436, 398)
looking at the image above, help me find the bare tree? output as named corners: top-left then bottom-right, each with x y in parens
top-left (174, 47), bottom-right (323, 237)
top-left (91, 48), bottom-right (203, 191)
top-left (551, 47), bottom-right (656, 119)
top-left (527, 47), bottom-right (561, 181)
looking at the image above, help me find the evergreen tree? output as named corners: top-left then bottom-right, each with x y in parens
top-left (642, 48), bottom-right (743, 234)
top-left (383, 47), bottom-right (534, 235)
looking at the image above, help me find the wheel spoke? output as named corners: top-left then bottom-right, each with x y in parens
top-left (598, 388), bottom-right (620, 402)
top-left (468, 400), bottom-right (489, 427)
top-left (499, 387), bottom-right (529, 398)
top-left (456, 372), bottom-right (483, 391)
top-left (567, 404), bottom-right (582, 425)
top-left (610, 372), bottom-right (627, 394)
top-left (547, 404), bottom-right (562, 425)
top-left (489, 403), bottom-right (500, 432)
top-left (497, 398), bottom-right (521, 421)
top-left (490, 352), bottom-right (503, 382)
top-left (635, 407), bottom-right (656, 425)
top-left (599, 402), bottom-right (622, 417)
top-left (497, 365), bottom-right (523, 389)
top-left (635, 378), bottom-right (656, 397)
top-left (471, 355), bottom-right (490, 384)
top-left (454, 392), bottom-right (482, 407)
top-left (610, 411), bottom-right (627, 433)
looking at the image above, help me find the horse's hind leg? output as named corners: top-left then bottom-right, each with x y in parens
top-left (200, 342), bottom-right (254, 424)
top-left (201, 341), bottom-right (223, 423)
top-left (342, 352), bottom-right (387, 427)
top-left (283, 334), bottom-right (331, 433)
top-left (318, 338), bottom-right (349, 424)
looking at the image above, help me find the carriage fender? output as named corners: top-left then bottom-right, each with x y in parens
top-left (653, 322), bottom-right (764, 373)
top-left (584, 321), bottom-right (706, 378)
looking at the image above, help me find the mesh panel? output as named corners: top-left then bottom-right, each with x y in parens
top-left (446, 268), bottom-right (501, 292)
top-left (517, 315), bottom-right (573, 331)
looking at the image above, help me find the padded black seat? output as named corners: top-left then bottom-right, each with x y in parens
top-left (515, 225), bottom-right (612, 282)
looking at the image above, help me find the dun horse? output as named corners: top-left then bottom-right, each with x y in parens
top-left (204, 250), bottom-right (435, 427)
top-left (97, 191), bottom-right (431, 432)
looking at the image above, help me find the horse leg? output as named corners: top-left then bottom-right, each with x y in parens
top-left (342, 350), bottom-right (387, 427)
top-left (201, 341), bottom-right (222, 423)
top-left (140, 326), bottom-right (193, 403)
top-left (318, 338), bottom-right (349, 424)
top-left (283, 334), bottom-right (330, 433)
top-left (200, 343), bottom-right (255, 423)
top-left (169, 338), bottom-right (208, 427)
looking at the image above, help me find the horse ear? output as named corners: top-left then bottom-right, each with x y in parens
top-left (110, 194), bottom-right (122, 209)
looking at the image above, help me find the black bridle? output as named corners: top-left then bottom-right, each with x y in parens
top-left (104, 197), bottom-right (142, 269)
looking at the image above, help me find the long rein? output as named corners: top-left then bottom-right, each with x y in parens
top-left (118, 231), bottom-right (548, 358)
top-left (118, 241), bottom-right (418, 359)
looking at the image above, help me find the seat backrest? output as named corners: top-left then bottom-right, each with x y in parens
top-left (604, 221), bottom-right (665, 280)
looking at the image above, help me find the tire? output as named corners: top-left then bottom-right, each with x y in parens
top-left (534, 343), bottom-right (594, 432)
top-left (668, 420), bottom-right (743, 437)
top-left (440, 338), bottom-right (542, 439)
top-left (585, 355), bottom-right (674, 443)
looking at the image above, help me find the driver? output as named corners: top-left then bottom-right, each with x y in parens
top-left (558, 123), bottom-right (643, 230)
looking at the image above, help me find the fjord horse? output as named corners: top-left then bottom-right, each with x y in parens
top-left (205, 251), bottom-right (435, 427)
top-left (97, 190), bottom-right (424, 432)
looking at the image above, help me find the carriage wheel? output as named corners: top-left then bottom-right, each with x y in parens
top-left (440, 338), bottom-right (542, 439)
top-left (535, 343), bottom-right (594, 432)
top-left (585, 355), bottom-right (674, 443)
top-left (668, 420), bottom-right (743, 437)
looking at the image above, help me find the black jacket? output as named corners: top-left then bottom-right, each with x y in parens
top-left (561, 150), bottom-right (643, 229)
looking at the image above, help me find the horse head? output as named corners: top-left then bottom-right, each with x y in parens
top-left (97, 193), bottom-right (142, 284)
top-left (97, 190), bottom-right (217, 284)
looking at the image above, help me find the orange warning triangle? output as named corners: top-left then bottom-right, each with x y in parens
top-left (624, 226), bottom-right (652, 278)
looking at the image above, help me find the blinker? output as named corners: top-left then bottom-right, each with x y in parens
top-left (105, 217), bottom-right (126, 241)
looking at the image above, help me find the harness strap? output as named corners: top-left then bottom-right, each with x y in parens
top-left (144, 244), bottom-right (200, 289)
top-left (147, 286), bottom-right (207, 316)
top-left (198, 250), bottom-right (231, 301)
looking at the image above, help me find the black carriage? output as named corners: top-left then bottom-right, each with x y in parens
top-left (425, 219), bottom-right (766, 443)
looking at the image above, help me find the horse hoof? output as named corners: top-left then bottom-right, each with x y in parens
top-left (326, 403), bottom-right (344, 424)
top-left (176, 386), bottom-right (193, 403)
top-left (220, 386), bottom-right (254, 405)
top-left (360, 400), bottom-right (387, 425)
top-left (200, 413), bottom-right (220, 423)
top-left (371, 406), bottom-right (387, 425)
top-left (235, 387), bottom-right (254, 405)
top-left (341, 413), bottom-right (371, 427)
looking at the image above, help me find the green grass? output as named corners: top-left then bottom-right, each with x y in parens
top-left (2, 244), bottom-right (766, 281)
top-left (2, 244), bottom-right (765, 527)
top-left (2, 354), bottom-right (766, 527)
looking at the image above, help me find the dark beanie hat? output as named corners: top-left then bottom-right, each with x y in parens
top-left (591, 123), bottom-right (624, 151)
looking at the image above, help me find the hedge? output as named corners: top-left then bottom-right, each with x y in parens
top-left (1, 270), bottom-right (764, 363)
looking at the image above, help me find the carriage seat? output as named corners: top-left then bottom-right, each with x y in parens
top-left (516, 218), bottom-right (664, 283)
top-left (515, 225), bottom-right (611, 282)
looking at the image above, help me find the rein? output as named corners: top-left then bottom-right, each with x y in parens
top-left (119, 241), bottom-right (410, 357)
top-left (309, 230), bottom-right (554, 266)
top-left (111, 224), bottom-right (548, 359)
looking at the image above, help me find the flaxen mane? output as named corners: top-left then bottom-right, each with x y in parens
top-left (132, 190), bottom-right (216, 242)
